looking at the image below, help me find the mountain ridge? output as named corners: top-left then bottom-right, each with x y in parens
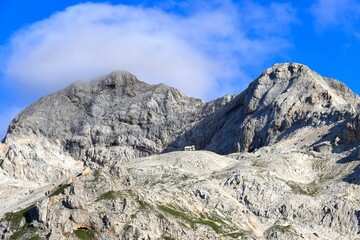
top-left (0, 62), bottom-right (360, 239)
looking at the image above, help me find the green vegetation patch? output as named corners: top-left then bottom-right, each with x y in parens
top-left (163, 236), bottom-right (175, 240)
top-left (158, 205), bottom-right (222, 233)
top-left (9, 226), bottom-right (39, 240)
top-left (96, 190), bottom-right (121, 202)
top-left (4, 204), bottom-right (34, 228)
top-left (124, 224), bottom-right (133, 231)
top-left (9, 225), bottom-right (27, 240)
top-left (137, 199), bottom-right (150, 209)
top-left (157, 205), bottom-right (250, 237)
top-left (49, 184), bottom-right (71, 197)
top-left (273, 224), bottom-right (292, 233)
top-left (208, 213), bottom-right (227, 225)
top-left (287, 181), bottom-right (318, 196)
top-left (224, 231), bottom-right (247, 238)
top-left (74, 229), bottom-right (95, 239)
top-left (29, 236), bottom-right (42, 240)
top-left (91, 169), bottom-right (101, 182)
top-left (3, 204), bottom-right (42, 240)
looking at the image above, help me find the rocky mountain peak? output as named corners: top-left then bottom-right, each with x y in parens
top-left (3, 70), bottom-right (207, 176)
top-left (65, 71), bottom-right (150, 100)
top-left (244, 62), bottom-right (357, 115)
top-left (242, 62), bottom-right (359, 148)
top-left (5, 63), bottom-right (359, 155)
top-left (1, 63), bottom-right (360, 239)
top-left (263, 62), bottom-right (308, 80)
top-left (165, 63), bottom-right (360, 154)
top-left (99, 71), bottom-right (145, 94)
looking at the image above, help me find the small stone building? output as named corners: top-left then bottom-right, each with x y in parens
top-left (184, 145), bottom-right (195, 151)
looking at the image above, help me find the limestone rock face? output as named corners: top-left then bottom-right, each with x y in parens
top-left (5, 71), bottom-right (207, 163)
top-left (3, 150), bottom-right (359, 239)
top-left (1, 63), bottom-right (360, 239)
top-left (342, 114), bottom-right (360, 143)
top-left (167, 63), bottom-right (360, 154)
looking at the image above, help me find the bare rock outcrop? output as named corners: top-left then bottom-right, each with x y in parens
top-left (167, 63), bottom-right (360, 154)
top-left (2, 150), bottom-right (359, 239)
top-left (1, 63), bottom-right (360, 239)
top-left (5, 72), bottom-right (207, 162)
top-left (3, 63), bottom-right (359, 183)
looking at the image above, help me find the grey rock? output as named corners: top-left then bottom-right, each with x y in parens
top-left (343, 114), bottom-right (360, 143)
top-left (3, 64), bottom-right (359, 185)
top-left (4, 149), bottom-right (358, 239)
top-left (37, 198), bottom-right (49, 223)
top-left (167, 63), bottom-right (360, 154)
top-left (63, 195), bottom-right (86, 210)
top-left (313, 141), bottom-right (332, 154)
top-left (5, 72), bottom-right (207, 161)
top-left (1, 63), bottom-right (360, 239)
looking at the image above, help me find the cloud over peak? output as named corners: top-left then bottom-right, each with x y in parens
top-left (2, 1), bottom-right (297, 100)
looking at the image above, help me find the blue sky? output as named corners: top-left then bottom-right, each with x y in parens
top-left (0, 0), bottom-right (360, 139)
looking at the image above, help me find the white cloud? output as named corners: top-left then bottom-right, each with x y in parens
top-left (311, 0), bottom-right (360, 33)
top-left (1, 1), bottom-right (297, 100)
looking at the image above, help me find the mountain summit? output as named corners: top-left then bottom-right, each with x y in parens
top-left (167, 63), bottom-right (360, 153)
top-left (1, 63), bottom-right (360, 239)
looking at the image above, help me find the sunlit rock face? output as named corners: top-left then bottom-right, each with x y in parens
top-left (1, 63), bottom-right (360, 239)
